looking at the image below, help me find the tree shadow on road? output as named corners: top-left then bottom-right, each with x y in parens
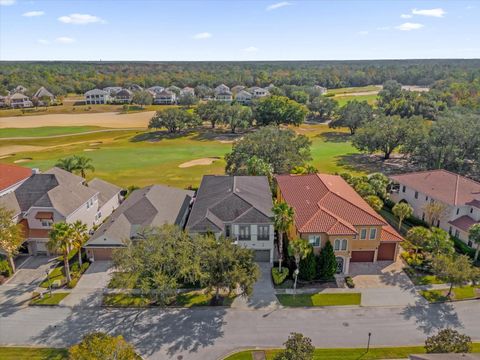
top-left (401, 300), bottom-right (463, 335)
top-left (0, 283), bottom-right (36, 317)
top-left (31, 292), bottom-right (226, 359)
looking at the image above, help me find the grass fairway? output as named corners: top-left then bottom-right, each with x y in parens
top-left (1, 123), bottom-right (361, 188)
top-left (276, 292), bottom-right (361, 307)
top-left (335, 93), bottom-right (378, 106)
top-left (0, 126), bottom-right (105, 138)
top-left (327, 85), bottom-right (381, 95)
top-left (0, 347), bottom-right (67, 360)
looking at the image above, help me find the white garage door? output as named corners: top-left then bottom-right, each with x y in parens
top-left (35, 241), bottom-right (48, 255)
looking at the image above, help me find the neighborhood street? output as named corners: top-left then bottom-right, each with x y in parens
top-left (1, 296), bottom-right (479, 360)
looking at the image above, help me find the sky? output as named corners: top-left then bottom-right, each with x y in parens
top-left (0, 0), bottom-right (479, 61)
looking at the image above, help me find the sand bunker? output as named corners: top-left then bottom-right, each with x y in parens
top-left (0, 145), bottom-right (44, 157)
top-left (178, 157), bottom-right (220, 168)
top-left (14, 158), bottom-right (33, 163)
top-left (84, 148), bottom-right (99, 152)
top-left (89, 142), bottom-right (103, 146)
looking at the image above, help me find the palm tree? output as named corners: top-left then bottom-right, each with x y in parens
top-left (288, 237), bottom-right (311, 293)
top-left (272, 201), bottom-right (295, 272)
top-left (468, 223), bottom-right (480, 262)
top-left (70, 221), bottom-right (88, 266)
top-left (73, 155), bottom-right (95, 178)
top-left (55, 156), bottom-right (77, 173)
top-left (47, 222), bottom-right (74, 283)
top-left (392, 202), bottom-right (413, 230)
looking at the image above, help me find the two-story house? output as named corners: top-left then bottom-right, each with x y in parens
top-left (84, 89), bottom-right (112, 105)
top-left (84, 185), bottom-right (194, 261)
top-left (32, 87), bottom-right (56, 106)
top-left (114, 89), bottom-right (133, 104)
top-left (251, 87), bottom-right (269, 98)
top-left (276, 174), bottom-right (402, 274)
top-left (215, 90), bottom-right (233, 102)
top-left (390, 170), bottom-right (480, 246)
top-left (9, 92), bottom-right (33, 108)
top-left (235, 90), bottom-right (253, 104)
top-left (180, 87), bottom-right (195, 97)
top-left (153, 90), bottom-right (176, 105)
top-left (186, 175), bottom-right (275, 262)
top-left (0, 168), bottom-right (121, 256)
top-left (214, 84), bottom-right (230, 94)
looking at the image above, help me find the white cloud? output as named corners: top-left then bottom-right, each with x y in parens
top-left (37, 39), bottom-right (50, 45)
top-left (193, 32), bottom-right (212, 39)
top-left (243, 46), bottom-right (259, 53)
top-left (0, 0), bottom-right (16, 6)
top-left (376, 26), bottom-right (390, 31)
top-left (266, 1), bottom-right (291, 11)
top-left (396, 22), bottom-right (424, 31)
top-left (23, 10), bottom-right (45, 17)
top-left (357, 30), bottom-right (369, 36)
top-left (58, 13), bottom-right (105, 25)
top-left (55, 36), bottom-right (75, 44)
top-left (412, 8), bottom-right (446, 17)
top-left (400, 14), bottom-right (412, 19)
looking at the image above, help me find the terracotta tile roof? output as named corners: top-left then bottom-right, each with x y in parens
top-left (449, 215), bottom-right (478, 232)
top-left (390, 170), bottom-right (480, 207)
top-left (275, 174), bottom-right (388, 237)
top-left (0, 164), bottom-right (32, 192)
top-left (381, 224), bottom-right (403, 242)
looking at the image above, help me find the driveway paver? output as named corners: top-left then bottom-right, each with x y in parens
top-left (232, 262), bottom-right (279, 310)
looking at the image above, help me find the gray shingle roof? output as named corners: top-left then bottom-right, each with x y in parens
top-left (33, 87), bottom-right (54, 99)
top-left (88, 178), bottom-right (122, 207)
top-left (186, 176), bottom-right (273, 233)
top-left (85, 185), bottom-right (194, 247)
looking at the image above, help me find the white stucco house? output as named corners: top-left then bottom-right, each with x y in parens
top-left (84, 89), bottom-right (112, 105)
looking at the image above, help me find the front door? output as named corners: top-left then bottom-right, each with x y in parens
top-left (336, 257), bottom-right (344, 274)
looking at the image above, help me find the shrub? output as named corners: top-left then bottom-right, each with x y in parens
top-left (318, 241), bottom-right (337, 280)
top-left (299, 250), bottom-right (317, 281)
top-left (67, 277), bottom-right (79, 289)
top-left (80, 262), bottom-right (90, 273)
top-left (425, 328), bottom-right (472, 354)
top-left (71, 263), bottom-right (80, 273)
top-left (345, 276), bottom-right (355, 288)
top-left (0, 259), bottom-right (13, 277)
top-left (272, 267), bottom-right (289, 285)
top-left (452, 236), bottom-right (475, 258)
top-left (274, 332), bottom-right (314, 360)
top-left (402, 252), bottom-right (425, 268)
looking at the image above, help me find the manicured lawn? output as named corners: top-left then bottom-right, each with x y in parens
top-left (0, 126), bottom-right (102, 138)
top-left (421, 286), bottom-right (480, 303)
top-left (108, 272), bottom-right (139, 289)
top-left (2, 123), bottom-right (363, 188)
top-left (403, 268), bottom-right (444, 286)
top-left (30, 292), bottom-right (69, 306)
top-left (223, 344), bottom-right (480, 359)
top-left (103, 290), bottom-right (235, 307)
top-left (276, 292), bottom-right (361, 307)
top-left (335, 94), bottom-right (378, 107)
top-left (327, 85), bottom-right (381, 95)
top-left (39, 266), bottom-right (64, 288)
top-left (0, 347), bottom-right (67, 359)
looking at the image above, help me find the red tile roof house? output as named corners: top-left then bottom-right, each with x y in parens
top-left (389, 170), bottom-right (480, 247)
top-left (275, 174), bottom-right (402, 274)
top-left (0, 163), bottom-right (34, 197)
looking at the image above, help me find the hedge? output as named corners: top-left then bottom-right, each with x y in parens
top-left (272, 267), bottom-right (289, 285)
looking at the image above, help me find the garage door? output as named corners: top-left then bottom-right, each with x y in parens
top-left (377, 243), bottom-right (397, 261)
top-left (351, 250), bottom-right (375, 262)
top-left (92, 248), bottom-right (113, 261)
top-left (254, 250), bottom-right (271, 262)
top-left (35, 241), bottom-right (48, 255)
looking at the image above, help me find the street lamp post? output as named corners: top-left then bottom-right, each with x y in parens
top-left (367, 332), bottom-right (372, 352)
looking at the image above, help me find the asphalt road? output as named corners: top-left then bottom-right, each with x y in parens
top-left (1, 298), bottom-right (479, 360)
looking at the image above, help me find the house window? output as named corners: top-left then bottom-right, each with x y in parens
top-left (471, 208), bottom-right (474, 214)
top-left (436, 220), bottom-right (440, 227)
top-left (414, 191), bottom-right (419, 199)
top-left (422, 213), bottom-right (425, 221)
top-left (360, 228), bottom-right (367, 240)
top-left (468, 240), bottom-right (473, 247)
top-left (225, 225), bottom-right (231, 238)
top-left (41, 220), bottom-right (52, 227)
top-left (258, 225), bottom-right (270, 241)
top-left (308, 235), bottom-right (320, 247)
top-left (238, 225), bottom-right (250, 240)
top-left (454, 230), bottom-right (460, 238)
top-left (334, 239), bottom-right (348, 251)
top-left (449, 227), bottom-right (452, 235)
top-left (402, 186), bottom-right (406, 193)
top-left (369, 228), bottom-right (377, 240)
top-left (425, 196), bottom-right (429, 201)
top-left (456, 208), bottom-right (460, 215)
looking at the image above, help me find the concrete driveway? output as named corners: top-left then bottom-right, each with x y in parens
top-left (61, 261), bottom-right (113, 308)
top-left (349, 260), bottom-right (423, 306)
top-left (232, 262), bottom-right (279, 310)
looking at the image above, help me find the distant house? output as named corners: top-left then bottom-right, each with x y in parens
top-left (390, 170), bottom-right (480, 245)
top-left (11, 85), bottom-right (27, 94)
top-left (153, 89), bottom-right (176, 105)
top-left (103, 87), bottom-right (123, 96)
top-left (313, 85), bottom-right (328, 94)
top-left (276, 174), bottom-right (403, 274)
top-left (147, 86), bottom-right (165, 94)
top-left (114, 89), bottom-right (133, 104)
top-left (186, 175), bottom-right (275, 262)
top-left (231, 85), bottom-right (246, 94)
top-left (215, 84), bottom-right (230, 94)
top-left (251, 87), bottom-right (269, 98)
top-left (84, 89), bottom-right (111, 105)
top-left (128, 84), bottom-right (143, 92)
top-left (0, 95), bottom-right (7, 108)
top-left (0, 167), bottom-right (121, 256)
top-left (235, 90), bottom-right (253, 104)
top-left (0, 164), bottom-right (33, 197)
top-left (215, 90), bottom-right (233, 102)
top-left (167, 85), bottom-right (181, 95)
top-left (32, 87), bottom-right (55, 105)
top-left (9, 93), bottom-right (33, 108)
top-left (180, 87), bottom-right (195, 97)
top-left (84, 185), bottom-right (193, 261)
